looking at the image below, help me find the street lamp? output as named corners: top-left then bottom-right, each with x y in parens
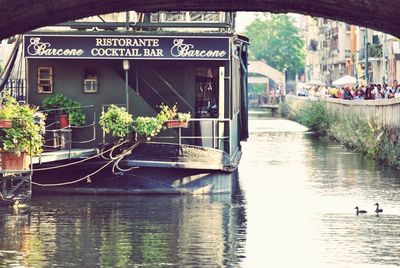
top-left (123, 59), bottom-right (130, 113)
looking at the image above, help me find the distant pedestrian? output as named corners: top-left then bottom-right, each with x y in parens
top-left (382, 83), bottom-right (388, 96)
top-left (354, 89), bottom-right (363, 100)
top-left (385, 80), bottom-right (398, 98)
top-left (364, 86), bottom-right (375, 100)
top-left (375, 84), bottom-right (384, 99)
top-left (342, 86), bottom-right (353, 100)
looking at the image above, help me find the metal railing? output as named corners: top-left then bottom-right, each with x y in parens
top-left (99, 109), bottom-right (231, 154)
top-left (99, 103), bottom-right (237, 157)
top-left (3, 79), bottom-right (26, 103)
top-left (155, 117), bottom-right (231, 153)
top-left (39, 105), bottom-right (97, 158)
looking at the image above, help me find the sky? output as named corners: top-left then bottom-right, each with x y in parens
top-left (235, 12), bottom-right (303, 34)
top-left (235, 12), bottom-right (258, 33)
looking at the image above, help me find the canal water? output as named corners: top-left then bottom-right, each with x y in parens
top-left (2, 117), bottom-right (400, 267)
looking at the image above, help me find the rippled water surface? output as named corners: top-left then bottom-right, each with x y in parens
top-left (2, 117), bottom-right (400, 267)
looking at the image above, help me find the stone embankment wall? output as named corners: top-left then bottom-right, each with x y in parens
top-left (285, 95), bottom-right (400, 128)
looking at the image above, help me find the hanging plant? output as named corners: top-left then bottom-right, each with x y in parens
top-left (41, 93), bottom-right (86, 126)
top-left (132, 116), bottom-right (164, 140)
top-left (100, 103), bottom-right (191, 140)
top-left (0, 91), bottom-right (45, 156)
top-left (99, 105), bottom-right (133, 138)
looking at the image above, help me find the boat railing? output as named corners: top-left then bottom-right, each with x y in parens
top-left (99, 104), bottom-right (232, 154)
top-left (39, 105), bottom-right (97, 158)
top-left (156, 117), bottom-right (231, 152)
top-left (3, 79), bottom-right (26, 104)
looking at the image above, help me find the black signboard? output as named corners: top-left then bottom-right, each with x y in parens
top-left (23, 34), bottom-right (230, 60)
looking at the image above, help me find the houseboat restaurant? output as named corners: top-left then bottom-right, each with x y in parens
top-left (20, 29), bottom-right (249, 195)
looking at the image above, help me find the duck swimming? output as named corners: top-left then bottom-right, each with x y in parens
top-left (355, 207), bottom-right (367, 215)
top-left (374, 203), bottom-right (383, 213)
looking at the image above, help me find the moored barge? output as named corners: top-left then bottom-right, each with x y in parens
top-left (2, 11), bottom-right (249, 196)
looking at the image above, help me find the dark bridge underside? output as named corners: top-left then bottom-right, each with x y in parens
top-left (0, 0), bottom-right (399, 40)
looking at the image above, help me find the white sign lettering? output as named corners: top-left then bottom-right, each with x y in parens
top-left (27, 37), bottom-right (84, 56)
top-left (95, 38), bottom-right (159, 47)
top-left (170, 39), bottom-right (226, 58)
top-left (24, 35), bottom-right (229, 60)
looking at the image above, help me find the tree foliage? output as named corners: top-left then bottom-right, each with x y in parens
top-left (244, 14), bottom-right (305, 78)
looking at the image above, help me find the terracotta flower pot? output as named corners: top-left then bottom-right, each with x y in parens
top-left (0, 119), bottom-right (12, 129)
top-left (1, 152), bottom-right (29, 170)
top-left (59, 114), bottom-right (69, 128)
top-left (165, 120), bottom-right (188, 128)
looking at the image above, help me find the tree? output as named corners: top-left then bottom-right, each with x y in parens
top-left (244, 14), bottom-right (305, 79)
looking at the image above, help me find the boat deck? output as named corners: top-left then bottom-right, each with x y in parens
top-left (123, 142), bottom-right (238, 172)
top-left (33, 148), bottom-right (98, 164)
top-left (28, 142), bottom-right (239, 172)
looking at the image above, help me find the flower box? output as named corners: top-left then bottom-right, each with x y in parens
top-left (165, 120), bottom-right (189, 128)
top-left (0, 119), bottom-right (12, 129)
top-left (1, 152), bottom-right (29, 170)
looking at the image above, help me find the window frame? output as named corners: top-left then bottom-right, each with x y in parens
top-left (37, 67), bottom-right (53, 94)
top-left (83, 68), bottom-right (99, 93)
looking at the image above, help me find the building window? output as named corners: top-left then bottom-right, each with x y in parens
top-left (83, 68), bottom-right (98, 93)
top-left (37, 67), bottom-right (53, 93)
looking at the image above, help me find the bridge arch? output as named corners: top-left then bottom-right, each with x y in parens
top-left (0, 0), bottom-right (399, 40)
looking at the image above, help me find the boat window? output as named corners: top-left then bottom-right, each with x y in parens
top-left (195, 67), bottom-right (218, 118)
top-left (37, 67), bottom-right (53, 94)
top-left (83, 68), bottom-right (98, 93)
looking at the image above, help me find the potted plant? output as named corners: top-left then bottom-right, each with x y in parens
top-left (132, 116), bottom-right (165, 140)
top-left (99, 105), bottom-right (133, 138)
top-left (41, 93), bottom-right (86, 127)
top-left (0, 92), bottom-right (45, 170)
top-left (99, 104), bottom-right (190, 142)
top-left (41, 93), bottom-right (86, 149)
top-left (99, 104), bottom-right (175, 141)
top-left (159, 104), bottom-right (191, 128)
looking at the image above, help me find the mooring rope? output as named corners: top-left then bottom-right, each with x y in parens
top-left (31, 159), bottom-right (114, 187)
top-left (30, 139), bottom-right (203, 194)
top-left (111, 141), bottom-right (142, 175)
top-left (100, 139), bottom-right (126, 160)
top-left (31, 140), bottom-right (141, 187)
top-left (33, 140), bottom-right (129, 171)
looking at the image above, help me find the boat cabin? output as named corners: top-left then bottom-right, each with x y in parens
top-left (0, 12), bottom-right (249, 198)
top-left (21, 12), bottom-right (249, 165)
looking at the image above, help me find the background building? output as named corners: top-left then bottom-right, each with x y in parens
top-left (301, 16), bottom-right (395, 86)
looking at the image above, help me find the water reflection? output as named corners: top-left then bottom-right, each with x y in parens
top-left (2, 118), bottom-right (400, 267)
top-left (240, 118), bottom-right (400, 267)
top-left (0, 186), bottom-right (246, 267)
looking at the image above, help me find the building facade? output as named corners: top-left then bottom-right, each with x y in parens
top-left (302, 16), bottom-right (395, 86)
